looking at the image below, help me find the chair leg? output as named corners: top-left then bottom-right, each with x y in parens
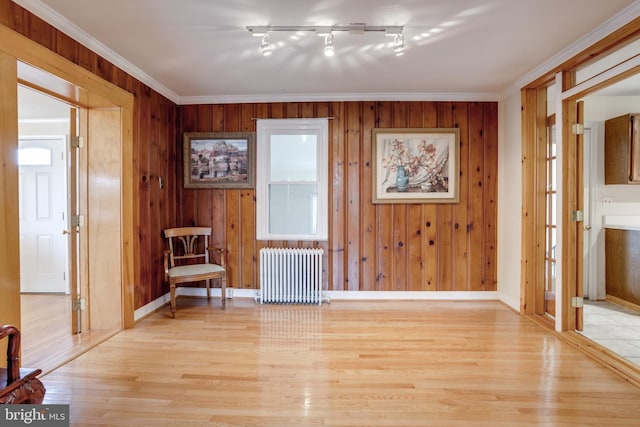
top-left (169, 283), bottom-right (176, 318)
top-left (221, 276), bottom-right (227, 308)
top-left (206, 279), bottom-right (211, 301)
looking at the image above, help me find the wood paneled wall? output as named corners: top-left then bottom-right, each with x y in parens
top-left (4, 1), bottom-right (178, 309)
top-left (179, 101), bottom-right (498, 292)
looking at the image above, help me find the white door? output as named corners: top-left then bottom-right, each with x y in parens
top-left (19, 136), bottom-right (69, 293)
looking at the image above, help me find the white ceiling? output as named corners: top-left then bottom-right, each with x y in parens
top-left (13, 0), bottom-right (640, 104)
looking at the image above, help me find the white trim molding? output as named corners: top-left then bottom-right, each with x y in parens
top-left (180, 92), bottom-right (500, 105)
top-left (326, 291), bottom-right (500, 301)
top-left (133, 293), bottom-right (170, 322)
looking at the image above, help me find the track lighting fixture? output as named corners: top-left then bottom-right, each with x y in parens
top-left (247, 23), bottom-right (405, 57)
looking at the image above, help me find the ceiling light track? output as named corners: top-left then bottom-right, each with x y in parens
top-left (247, 24), bottom-right (403, 35)
top-left (247, 23), bottom-right (405, 57)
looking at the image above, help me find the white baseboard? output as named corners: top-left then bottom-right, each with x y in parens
top-left (325, 290), bottom-right (500, 301)
top-left (133, 293), bottom-right (170, 322)
top-left (134, 289), bottom-right (507, 321)
top-left (498, 292), bottom-right (520, 312)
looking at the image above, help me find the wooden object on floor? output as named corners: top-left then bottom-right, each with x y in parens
top-left (0, 325), bottom-right (45, 404)
top-left (163, 226), bottom-right (227, 317)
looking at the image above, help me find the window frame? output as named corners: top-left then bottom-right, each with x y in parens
top-left (256, 118), bottom-right (329, 241)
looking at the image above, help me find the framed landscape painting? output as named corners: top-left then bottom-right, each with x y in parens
top-left (183, 132), bottom-right (255, 188)
top-left (372, 128), bottom-right (460, 203)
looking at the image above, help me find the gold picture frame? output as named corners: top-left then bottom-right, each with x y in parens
top-left (183, 132), bottom-right (255, 189)
top-left (372, 128), bottom-right (460, 203)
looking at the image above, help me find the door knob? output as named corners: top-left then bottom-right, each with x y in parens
top-left (584, 225), bottom-right (592, 231)
top-left (63, 229), bottom-right (71, 235)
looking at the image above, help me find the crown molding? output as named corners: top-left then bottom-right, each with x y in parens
top-left (500, 0), bottom-right (640, 100)
top-left (13, 0), bottom-right (181, 104)
top-left (178, 91), bottom-right (500, 105)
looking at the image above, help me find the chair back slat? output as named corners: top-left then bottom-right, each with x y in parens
top-left (164, 227), bottom-right (212, 267)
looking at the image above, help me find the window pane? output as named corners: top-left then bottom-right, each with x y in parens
top-left (18, 147), bottom-right (52, 166)
top-left (269, 184), bottom-right (318, 234)
top-left (270, 134), bottom-right (317, 181)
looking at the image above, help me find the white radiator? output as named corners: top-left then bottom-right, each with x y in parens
top-left (259, 248), bottom-right (324, 305)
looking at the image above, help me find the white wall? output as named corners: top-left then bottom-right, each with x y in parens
top-left (497, 91), bottom-right (523, 311)
top-left (19, 120), bottom-right (69, 136)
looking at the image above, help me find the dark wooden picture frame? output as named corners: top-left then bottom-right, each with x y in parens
top-left (183, 132), bottom-right (255, 188)
top-left (372, 128), bottom-right (460, 203)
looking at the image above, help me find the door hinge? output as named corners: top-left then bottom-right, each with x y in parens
top-left (71, 214), bottom-right (85, 227)
top-left (71, 136), bottom-right (84, 148)
top-left (571, 296), bottom-right (584, 308)
top-left (572, 210), bottom-right (584, 221)
top-left (72, 298), bottom-right (86, 311)
top-left (572, 123), bottom-right (584, 135)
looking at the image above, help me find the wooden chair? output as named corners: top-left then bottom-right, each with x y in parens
top-left (0, 325), bottom-right (46, 404)
top-left (163, 226), bottom-right (227, 317)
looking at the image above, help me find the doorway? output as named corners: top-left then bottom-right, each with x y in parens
top-left (17, 85), bottom-right (79, 373)
top-left (1, 27), bottom-right (136, 353)
top-left (18, 136), bottom-right (69, 293)
top-left (577, 78), bottom-right (640, 368)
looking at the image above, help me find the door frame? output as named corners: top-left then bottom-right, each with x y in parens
top-left (521, 19), bottom-right (640, 332)
top-left (0, 24), bottom-right (135, 332)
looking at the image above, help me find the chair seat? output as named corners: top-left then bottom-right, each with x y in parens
top-left (168, 263), bottom-right (225, 279)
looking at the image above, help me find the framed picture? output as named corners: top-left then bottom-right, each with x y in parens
top-left (183, 132), bottom-right (255, 188)
top-left (372, 128), bottom-right (460, 203)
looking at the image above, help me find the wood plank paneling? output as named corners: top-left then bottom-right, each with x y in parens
top-left (345, 102), bottom-right (361, 291)
top-left (360, 101), bottom-right (377, 291)
top-left (331, 102), bottom-right (346, 290)
top-left (176, 101), bottom-right (498, 293)
top-left (437, 102), bottom-right (455, 291)
top-left (453, 102), bottom-right (470, 290)
top-left (484, 102), bottom-right (499, 290)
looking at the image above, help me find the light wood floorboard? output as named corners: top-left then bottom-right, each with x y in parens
top-left (20, 293), bottom-right (118, 375)
top-left (39, 298), bottom-right (640, 426)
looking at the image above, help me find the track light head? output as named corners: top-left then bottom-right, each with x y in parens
top-left (260, 34), bottom-right (273, 56)
top-left (393, 34), bottom-right (404, 56)
top-left (324, 34), bottom-right (335, 57)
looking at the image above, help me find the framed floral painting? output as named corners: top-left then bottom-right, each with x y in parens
top-left (372, 128), bottom-right (460, 203)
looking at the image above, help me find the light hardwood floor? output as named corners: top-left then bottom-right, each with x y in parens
top-left (34, 298), bottom-right (640, 426)
top-left (20, 293), bottom-right (118, 375)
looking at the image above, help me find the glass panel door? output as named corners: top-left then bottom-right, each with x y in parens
top-left (545, 114), bottom-right (557, 317)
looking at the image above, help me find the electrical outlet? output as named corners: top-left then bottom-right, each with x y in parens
top-left (602, 197), bottom-right (612, 206)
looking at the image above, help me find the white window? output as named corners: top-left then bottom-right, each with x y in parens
top-left (256, 118), bottom-right (328, 241)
